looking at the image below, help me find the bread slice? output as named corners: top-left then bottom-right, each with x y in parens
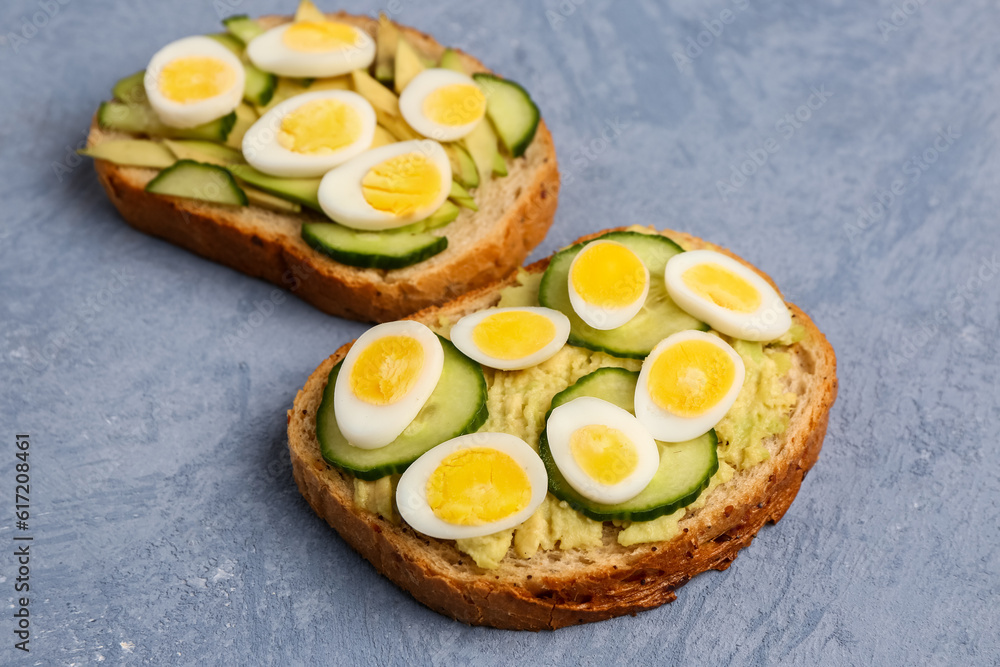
top-left (287, 228), bottom-right (837, 630)
top-left (86, 12), bottom-right (559, 323)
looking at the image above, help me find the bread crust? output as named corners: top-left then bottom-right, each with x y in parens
top-left (87, 13), bottom-right (559, 323)
top-left (287, 228), bottom-right (838, 630)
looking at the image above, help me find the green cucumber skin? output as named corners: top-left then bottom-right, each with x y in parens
top-left (222, 15), bottom-right (266, 44)
top-left (538, 231), bottom-right (708, 359)
top-left (472, 73), bottom-right (540, 158)
top-left (317, 336), bottom-right (489, 480)
top-left (145, 159), bottom-right (249, 206)
top-left (224, 164), bottom-right (322, 211)
top-left (539, 430), bottom-right (718, 523)
top-left (301, 223), bottom-right (448, 270)
top-left (98, 101), bottom-right (237, 142)
top-left (540, 366), bottom-right (719, 522)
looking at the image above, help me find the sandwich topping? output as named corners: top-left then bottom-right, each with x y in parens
top-left (319, 228), bottom-right (803, 568)
top-left (86, 0), bottom-right (543, 269)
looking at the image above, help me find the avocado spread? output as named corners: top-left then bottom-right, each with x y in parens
top-left (352, 267), bottom-right (807, 569)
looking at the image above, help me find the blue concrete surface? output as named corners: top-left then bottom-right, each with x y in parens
top-left (2, 0), bottom-right (998, 664)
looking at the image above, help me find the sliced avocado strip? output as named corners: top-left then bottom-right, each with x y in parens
top-left (98, 101), bottom-right (236, 142)
top-left (438, 48), bottom-right (466, 74)
top-left (492, 150), bottom-right (508, 177)
top-left (374, 13), bottom-right (399, 85)
top-left (462, 118), bottom-right (500, 185)
top-left (317, 336), bottom-right (488, 480)
top-left (442, 143), bottom-right (479, 189)
top-left (473, 73), bottom-right (540, 158)
top-left (540, 367), bottom-right (719, 522)
top-left (351, 69), bottom-right (400, 116)
top-left (226, 164), bottom-right (322, 211)
top-left (393, 36), bottom-right (425, 94)
top-left (79, 139), bottom-right (176, 169)
top-left (145, 159), bottom-right (248, 206)
top-left (163, 139), bottom-right (244, 166)
top-left (448, 181), bottom-right (478, 211)
top-left (294, 0), bottom-right (326, 23)
top-left (376, 112), bottom-right (421, 142)
top-left (222, 15), bottom-right (266, 45)
top-left (309, 75), bottom-right (350, 91)
top-left (538, 231), bottom-right (707, 358)
top-left (370, 125), bottom-right (396, 149)
top-left (112, 71), bottom-right (147, 105)
top-left (302, 223), bottom-right (448, 270)
top-left (224, 103), bottom-right (257, 149)
top-left (243, 186), bottom-right (301, 213)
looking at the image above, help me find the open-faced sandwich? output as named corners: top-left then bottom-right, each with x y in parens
top-left (288, 226), bottom-right (838, 629)
top-left (83, 1), bottom-right (558, 322)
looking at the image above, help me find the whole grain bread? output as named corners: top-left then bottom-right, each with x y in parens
top-left (287, 228), bottom-right (838, 630)
top-left (86, 12), bottom-right (559, 323)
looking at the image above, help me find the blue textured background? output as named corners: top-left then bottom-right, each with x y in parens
top-left (2, 0), bottom-right (998, 664)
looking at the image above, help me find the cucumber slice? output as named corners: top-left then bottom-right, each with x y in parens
top-left (207, 32), bottom-right (243, 54)
top-left (242, 63), bottom-right (277, 106)
top-left (79, 140), bottom-right (176, 169)
top-left (448, 181), bottom-right (478, 211)
top-left (540, 367), bottom-right (719, 522)
top-left (538, 231), bottom-right (707, 359)
top-left (98, 101), bottom-right (236, 142)
top-left (302, 223), bottom-right (447, 269)
top-left (222, 15), bottom-right (266, 44)
top-left (112, 71), bottom-right (147, 105)
top-left (473, 73), bottom-right (540, 158)
top-left (317, 336), bottom-right (488, 480)
top-left (205, 33), bottom-right (276, 106)
top-left (226, 164), bottom-right (322, 211)
top-left (145, 159), bottom-right (248, 206)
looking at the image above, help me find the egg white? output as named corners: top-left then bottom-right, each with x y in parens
top-left (449, 307), bottom-right (570, 371)
top-left (317, 139), bottom-right (452, 230)
top-left (567, 240), bottom-right (650, 330)
top-left (246, 21), bottom-right (375, 78)
top-left (665, 250), bottom-right (791, 341)
top-left (545, 397), bottom-right (660, 505)
top-left (333, 321), bottom-right (444, 449)
top-left (634, 330), bottom-right (745, 443)
top-left (395, 433), bottom-right (548, 540)
top-left (144, 36), bottom-right (245, 129)
top-left (241, 90), bottom-right (376, 178)
top-left (398, 68), bottom-right (486, 142)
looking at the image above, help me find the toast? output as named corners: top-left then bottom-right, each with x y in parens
top-left (86, 12), bottom-right (559, 323)
top-left (287, 227), bottom-right (838, 630)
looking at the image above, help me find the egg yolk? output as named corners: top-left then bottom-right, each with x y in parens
top-left (423, 84), bottom-right (486, 127)
top-left (426, 448), bottom-right (531, 526)
top-left (471, 311), bottom-right (556, 361)
top-left (278, 99), bottom-right (362, 154)
top-left (569, 425), bottom-right (639, 485)
top-left (682, 263), bottom-right (761, 313)
top-left (648, 340), bottom-right (736, 417)
top-left (349, 335), bottom-right (425, 405)
top-left (283, 21), bottom-right (359, 52)
top-left (570, 242), bottom-right (647, 308)
top-left (361, 152), bottom-right (442, 217)
top-left (159, 57), bottom-right (236, 104)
